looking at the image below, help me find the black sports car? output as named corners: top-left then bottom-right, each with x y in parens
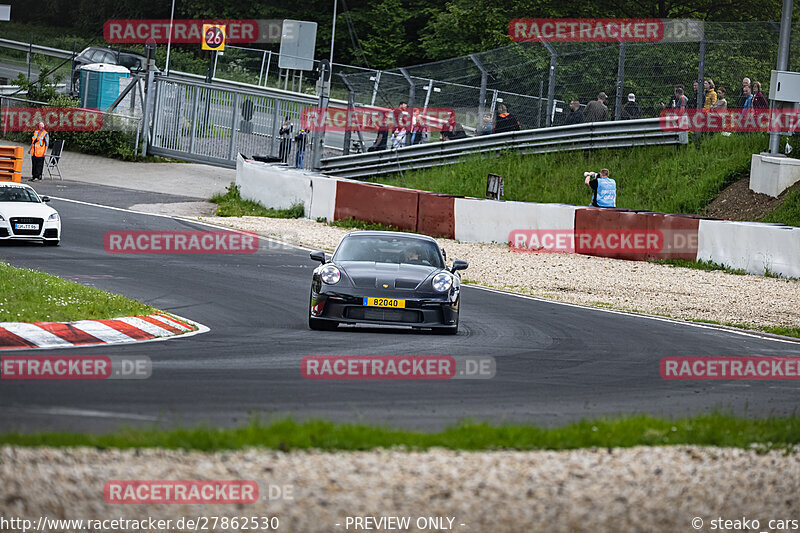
top-left (309, 231), bottom-right (468, 334)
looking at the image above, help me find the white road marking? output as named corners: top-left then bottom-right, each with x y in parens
top-left (69, 321), bottom-right (137, 344)
top-left (116, 316), bottom-right (174, 337)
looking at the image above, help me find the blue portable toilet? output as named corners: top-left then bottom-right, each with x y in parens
top-left (79, 64), bottom-right (130, 110)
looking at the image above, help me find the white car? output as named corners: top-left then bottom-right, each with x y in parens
top-left (0, 183), bottom-right (61, 246)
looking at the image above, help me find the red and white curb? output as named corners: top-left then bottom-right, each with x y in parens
top-left (0, 313), bottom-right (208, 351)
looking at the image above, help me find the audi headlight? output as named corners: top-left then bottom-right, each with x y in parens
top-left (320, 264), bottom-right (341, 284)
top-left (432, 272), bottom-right (453, 292)
top-left (48, 213), bottom-right (59, 221)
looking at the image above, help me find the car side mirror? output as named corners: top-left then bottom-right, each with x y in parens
top-left (310, 250), bottom-right (327, 264)
top-left (450, 259), bottom-right (468, 273)
top-left (41, 196), bottom-right (50, 202)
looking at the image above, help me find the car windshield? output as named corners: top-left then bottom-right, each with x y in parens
top-left (0, 187), bottom-right (40, 203)
top-left (118, 55), bottom-right (143, 70)
top-left (334, 235), bottom-right (444, 268)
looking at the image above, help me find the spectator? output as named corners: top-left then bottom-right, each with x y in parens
top-left (391, 126), bottom-right (407, 149)
top-left (711, 87), bottom-right (727, 110)
top-left (752, 81), bottom-right (768, 109)
top-left (687, 80), bottom-right (700, 109)
top-left (703, 79), bottom-right (717, 110)
top-left (478, 113), bottom-right (494, 135)
top-left (621, 93), bottom-right (641, 119)
top-left (583, 92), bottom-right (608, 122)
top-left (393, 101), bottom-right (409, 129)
top-left (740, 85), bottom-right (753, 111)
top-left (368, 128), bottom-right (389, 151)
top-left (442, 121), bottom-right (467, 141)
top-left (294, 128), bottom-right (308, 169)
top-left (279, 116), bottom-right (293, 163)
top-left (28, 122), bottom-right (48, 181)
top-left (736, 78), bottom-right (751, 108)
top-left (410, 109), bottom-right (428, 144)
top-left (564, 100), bottom-right (584, 125)
top-left (584, 168), bottom-right (616, 208)
top-left (660, 84), bottom-right (687, 111)
top-left (494, 104), bottom-right (521, 133)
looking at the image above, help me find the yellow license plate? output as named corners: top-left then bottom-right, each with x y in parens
top-left (363, 297), bottom-right (406, 308)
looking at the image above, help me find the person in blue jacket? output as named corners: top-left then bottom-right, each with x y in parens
top-left (584, 168), bottom-right (616, 207)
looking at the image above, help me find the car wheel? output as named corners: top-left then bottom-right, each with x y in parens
top-left (309, 315), bottom-right (338, 331)
top-left (45, 240), bottom-right (60, 247)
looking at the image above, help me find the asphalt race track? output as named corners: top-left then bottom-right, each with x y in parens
top-left (0, 181), bottom-right (799, 433)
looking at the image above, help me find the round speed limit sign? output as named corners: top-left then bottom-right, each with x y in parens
top-left (202, 24), bottom-right (226, 51)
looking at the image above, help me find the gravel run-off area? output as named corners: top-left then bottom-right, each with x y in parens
top-left (200, 216), bottom-right (800, 332)
top-left (2, 445), bottom-right (799, 533)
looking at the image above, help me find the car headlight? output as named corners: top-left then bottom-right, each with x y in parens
top-left (432, 272), bottom-right (453, 292)
top-left (320, 264), bottom-right (341, 284)
top-left (48, 213), bottom-right (59, 221)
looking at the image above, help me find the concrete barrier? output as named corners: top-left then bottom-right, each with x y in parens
top-left (236, 156), bottom-right (312, 211)
top-left (309, 176), bottom-right (338, 222)
top-left (417, 193), bottom-right (455, 239)
top-left (647, 214), bottom-right (700, 262)
top-left (334, 181), bottom-right (419, 231)
top-left (574, 208), bottom-right (653, 260)
top-left (697, 219), bottom-right (800, 278)
top-left (454, 198), bottom-right (576, 243)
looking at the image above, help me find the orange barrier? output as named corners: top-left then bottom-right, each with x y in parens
top-left (0, 145), bottom-right (23, 183)
top-left (334, 181), bottom-right (419, 231)
top-left (417, 192), bottom-right (455, 239)
top-left (646, 214), bottom-right (700, 261)
top-left (574, 208), bottom-right (652, 261)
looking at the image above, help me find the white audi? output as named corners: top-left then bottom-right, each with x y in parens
top-left (0, 183), bottom-right (61, 246)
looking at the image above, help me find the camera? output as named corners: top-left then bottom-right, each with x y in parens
top-left (584, 171), bottom-right (597, 178)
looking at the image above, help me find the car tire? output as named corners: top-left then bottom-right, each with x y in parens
top-left (45, 240), bottom-right (60, 247)
top-left (309, 315), bottom-right (338, 331)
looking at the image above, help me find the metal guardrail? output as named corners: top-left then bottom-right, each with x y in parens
top-left (320, 119), bottom-right (689, 178)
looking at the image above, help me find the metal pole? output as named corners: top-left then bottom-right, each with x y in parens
top-left (423, 80), bottom-right (433, 111)
top-left (370, 70), bottom-right (381, 106)
top-left (770, 0), bottom-right (794, 154)
top-left (469, 54), bottom-right (488, 118)
top-left (212, 50), bottom-right (219, 79)
top-left (696, 34), bottom-right (705, 109)
top-left (258, 50), bottom-right (267, 85)
top-left (265, 51), bottom-right (272, 87)
top-left (614, 42), bottom-right (626, 120)
top-left (400, 68), bottom-right (415, 107)
top-left (340, 73), bottom-right (354, 155)
top-left (542, 40), bottom-right (556, 128)
top-left (328, 0), bottom-right (337, 95)
top-left (27, 33), bottom-right (32, 82)
top-left (311, 62), bottom-right (329, 170)
top-left (165, 0), bottom-right (176, 75)
top-left (489, 89), bottom-right (498, 119)
top-left (537, 79), bottom-right (543, 128)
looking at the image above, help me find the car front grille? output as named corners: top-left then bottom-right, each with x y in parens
top-left (10, 217), bottom-right (43, 236)
top-left (346, 307), bottom-right (422, 323)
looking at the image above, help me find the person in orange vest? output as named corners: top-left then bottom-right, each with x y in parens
top-left (29, 122), bottom-right (49, 181)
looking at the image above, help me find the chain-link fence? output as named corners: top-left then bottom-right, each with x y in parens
top-left (335, 22), bottom-right (800, 136)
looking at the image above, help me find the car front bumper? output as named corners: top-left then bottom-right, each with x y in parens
top-left (311, 288), bottom-right (459, 328)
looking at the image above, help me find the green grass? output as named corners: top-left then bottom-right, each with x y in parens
top-left (762, 187), bottom-right (800, 227)
top-left (0, 262), bottom-right (156, 322)
top-left (211, 184), bottom-right (305, 218)
top-left (325, 217), bottom-right (400, 231)
top-left (653, 258), bottom-right (747, 275)
top-left (1, 413), bottom-right (799, 452)
top-left (371, 134), bottom-right (766, 215)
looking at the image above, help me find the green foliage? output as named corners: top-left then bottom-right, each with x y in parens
top-left (372, 133), bottom-right (765, 215)
top-left (654, 259), bottom-right (747, 276)
top-left (0, 262), bottom-right (156, 323)
top-left (211, 184), bottom-right (305, 218)
top-left (2, 413), bottom-right (800, 451)
top-left (762, 188), bottom-right (800, 228)
top-left (327, 217), bottom-right (400, 231)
